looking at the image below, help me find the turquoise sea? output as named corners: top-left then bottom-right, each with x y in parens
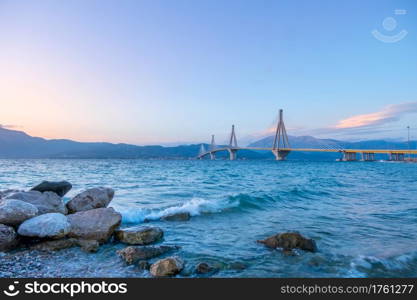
top-left (1, 159), bottom-right (417, 277)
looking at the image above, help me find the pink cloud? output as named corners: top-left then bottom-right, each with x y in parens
top-left (335, 102), bottom-right (417, 129)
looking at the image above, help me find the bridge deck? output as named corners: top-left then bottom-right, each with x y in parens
top-left (198, 147), bottom-right (417, 158)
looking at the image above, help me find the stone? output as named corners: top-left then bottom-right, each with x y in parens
top-left (67, 207), bottom-right (121, 243)
top-left (66, 187), bottom-right (115, 213)
top-left (228, 262), bottom-right (247, 270)
top-left (0, 224), bottom-right (18, 251)
top-left (18, 213), bottom-right (71, 239)
top-left (5, 191), bottom-right (67, 215)
top-left (31, 181), bottom-right (72, 197)
top-left (76, 239), bottom-right (100, 253)
top-left (161, 212), bottom-right (191, 221)
top-left (257, 232), bottom-right (317, 253)
top-left (117, 245), bottom-right (179, 264)
top-left (115, 226), bottom-right (163, 245)
top-left (31, 238), bottom-right (78, 251)
top-left (195, 262), bottom-right (213, 274)
top-left (0, 189), bottom-right (22, 199)
top-left (150, 257), bottom-right (184, 277)
top-left (0, 199), bottom-right (38, 226)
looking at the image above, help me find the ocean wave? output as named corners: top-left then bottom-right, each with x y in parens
top-left (348, 252), bottom-right (417, 277)
top-left (117, 193), bottom-right (273, 224)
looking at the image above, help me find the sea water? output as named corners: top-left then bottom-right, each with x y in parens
top-left (1, 159), bottom-right (416, 277)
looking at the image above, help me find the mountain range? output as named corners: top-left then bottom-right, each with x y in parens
top-left (0, 126), bottom-right (415, 160)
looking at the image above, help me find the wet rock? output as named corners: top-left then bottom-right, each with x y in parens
top-left (117, 245), bottom-right (180, 264)
top-left (228, 262), bottom-right (247, 270)
top-left (161, 212), bottom-right (191, 221)
top-left (5, 191), bottom-right (67, 215)
top-left (18, 213), bottom-right (71, 239)
top-left (66, 187), bottom-right (115, 213)
top-left (195, 262), bottom-right (214, 274)
top-left (0, 199), bottom-right (38, 226)
top-left (115, 226), bottom-right (163, 245)
top-left (76, 239), bottom-right (100, 253)
top-left (31, 238), bottom-right (78, 251)
top-left (0, 189), bottom-right (23, 199)
top-left (137, 260), bottom-right (150, 270)
top-left (31, 181), bottom-right (72, 197)
top-left (150, 256), bottom-right (184, 277)
top-left (67, 207), bottom-right (121, 243)
top-left (0, 224), bottom-right (18, 251)
top-left (257, 232), bottom-right (317, 253)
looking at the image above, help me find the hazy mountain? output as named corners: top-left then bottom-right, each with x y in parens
top-left (0, 126), bottom-right (415, 160)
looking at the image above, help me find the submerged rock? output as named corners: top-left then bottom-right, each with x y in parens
top-left (117, 245), bottom-right (180, 264)
top-left (18, 213), bottom-right (71, 239)
top-left (0, 224), bottom-right (18, 251)
top-left (0, 199), bottom-right (38, 226)
top-left (5, 191), bottom-right (67, 215)
top-left (195, 262), bottom-right (215, 274)
top-left (67, 207), bottom-right (121, 243)
top-left (150, 257), bottom-right (184, 277)
top-left (66, 187), bottom-right (115, 213)
top-left (115, 226), bottom-right (163, 245)
top-left (31, 181), bottom-right (72, 197)
top-left (137, 260), bottom-right (150, 270)
top-left (161, 212), bottom-right (191, 221)
top-left (257, 232), bottom-right (317, 253)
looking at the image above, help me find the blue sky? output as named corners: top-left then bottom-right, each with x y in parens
top-left (0, 0), bottom-right (416, 145)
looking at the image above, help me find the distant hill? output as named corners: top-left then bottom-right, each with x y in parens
top-left (0, 126), bottom-right (415, 160)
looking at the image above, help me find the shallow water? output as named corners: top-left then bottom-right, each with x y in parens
top-left (1, 159), bottom-right (417, 278)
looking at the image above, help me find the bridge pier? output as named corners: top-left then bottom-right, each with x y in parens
top-left (227, 149), bottom-right (237, 160)
top-left (361, 152), bottom-right (375, 161)
top-left (209, 152), bottom-right (216, 160)
top-left (389, 153), bottom-right (405, 161)
top-left (342, 152), bottom-right (357, 161)
top-left (271, 150), bottom-right (290, 161)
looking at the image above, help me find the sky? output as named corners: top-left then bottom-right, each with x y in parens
top-left (0, 0), bottom-right (416, 145)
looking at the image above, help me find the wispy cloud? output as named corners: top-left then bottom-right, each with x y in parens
top-left (334, 102), bottom-right (417, 129)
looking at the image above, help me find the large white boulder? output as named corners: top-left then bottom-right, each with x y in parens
top-left (18, 213), bottom-right (71, 239)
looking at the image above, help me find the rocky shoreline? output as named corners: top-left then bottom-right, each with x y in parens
top-left (1, 180), bottom-right (318, 277)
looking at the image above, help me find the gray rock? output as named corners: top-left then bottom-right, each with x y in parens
top-left (117, 245), bottom-right (180, 264)
top-left (161, 212), bottom-right (191, 221)
top-left (31, 181), bottom-right (72, 197)
top-left (5, 191), bottom-right (67, 215)
top-left (76, 239), bottom-right (100, 253)
top-left (0, 199), bottom-right (38, 226)
top-left (18, 213), bottom-right (71, 239)
top-left (66, 187), bottom-right (115, 213)
top-left (0, 224), bottom-right (18, 251)
top-left (115, 226), bottom-right (163, 245)
top-left (67, 207), bottom-right (121, 243)
top-left (0, 189), bottom-right (23, 199)
top-left (257, 232), bottom-right (317, 253)
top-left (150, 257), bottom-right (184, 277)
top-left (30, 238), bottom-right (78, 251)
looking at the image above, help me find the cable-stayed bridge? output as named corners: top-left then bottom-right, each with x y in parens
top-left (197, 109), bottom-right (417, 161)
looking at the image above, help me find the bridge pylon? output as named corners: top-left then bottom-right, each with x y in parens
top-left (210, 134), bottom-right (216, 160)
top-left (228, 125), bottom-right (238, 160)
top-left (271, 109), bottom-right (291, 160)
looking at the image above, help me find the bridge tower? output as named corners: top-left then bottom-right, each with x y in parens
top-left (271, 109), bottom-right (291, 160)
top-left (228, 125), bottom-right (238, 160)
top-left (198, 144), bottom-right (206, 159)
top-left (210, 134), bottom-right (216, 160)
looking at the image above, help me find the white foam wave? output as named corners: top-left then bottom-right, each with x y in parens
top-left (115, 197), bottom-right (239, 224)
